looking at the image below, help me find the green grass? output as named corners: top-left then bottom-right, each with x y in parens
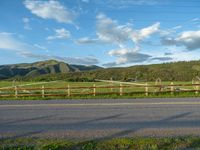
top-left (1, 137), bottom-right (200, 150)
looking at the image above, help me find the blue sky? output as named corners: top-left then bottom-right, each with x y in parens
top-left (0, 0), bottom-right (200, 67)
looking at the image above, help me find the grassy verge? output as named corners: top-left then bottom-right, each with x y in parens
top-left (1, 137), bottom-right (200, 150)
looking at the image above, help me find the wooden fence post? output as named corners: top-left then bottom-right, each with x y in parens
top-left (42, 85), bottom-right (45, 98)
top-left (171, 82), bottom-right (174, 95)
top-left (15, 86), bottom-right (18, 98)
top-left (120, 84), bottom-right (123, 96)
top-left (145, 83), bottom-right (148, 96)
top-left (93, 84), bottom-right (96, 96)
top-left (195, 83), bottom-right (199, 95)
top-left (111, 84), bottom-right (113, 92)
top-left (111, 78), bottom-right (113, 92)
top-left (68, 84), bottom-right (70, 97)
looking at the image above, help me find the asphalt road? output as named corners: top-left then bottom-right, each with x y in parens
top-left (1, 98), bottom-right (200, 140)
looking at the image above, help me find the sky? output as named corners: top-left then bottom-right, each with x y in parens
top-left (0, 0), bottom-right (200, 67)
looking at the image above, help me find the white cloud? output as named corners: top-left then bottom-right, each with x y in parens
top-left (24, 0), bottom-right (75, 24)
top-left (22, 17), bottom-right (32, 30)
top-left (76, 37), bottom-right (99, 44)
top-left (47, 28), bottom-right (71, 40)
top-left (104, 48), bottom-right (173, 67)
top-left (157, 25), bottom-right (182, 37)
top-left (172, 25), bottom-right (182, 30)
top-left (96, 13), bottom-right (132, 46)
top-left (0, 32), bottom-right (27, 51)
top-left (76, 14), bottom-right (133, 46)
top-left (162, 30), bottom-right (200, 50)
top-left (77, 14), bottom-right (159, 47)
top-left (131, 22), bottom-right (160, 44)
top-left (191, 18), bottom-right (200, 22)
top-left (104, 49), bottom-right (152, 67)
top-left (107, 47), bottom-right (151, 64)
top-left (33, 44), bottom-right (48, 52)
top-left (76, 14), bottom-right (161, 66)
top-left (97, 14), bottom-right (160, 65)
top-left (108, 48), bottom-right (131, 56)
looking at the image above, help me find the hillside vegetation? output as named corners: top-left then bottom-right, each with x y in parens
top-left (1, 60), bottom-right (200, 81)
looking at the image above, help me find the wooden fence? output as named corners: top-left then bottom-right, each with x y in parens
top-left (0, 82), bottom-right (200, 98)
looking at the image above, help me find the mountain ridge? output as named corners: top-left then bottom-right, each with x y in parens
top-left (0, 60), bottom-right (102, 79)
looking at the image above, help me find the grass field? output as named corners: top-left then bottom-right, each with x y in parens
top-left (0, 80), bottom-right (194, 88)
top-left (0, 80), bottom-right (199, 100)
top-left (1, 137), bottom-right (200, 150)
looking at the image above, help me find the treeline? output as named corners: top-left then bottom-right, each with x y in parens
top-left (9, 60), bottom-right (200, 82)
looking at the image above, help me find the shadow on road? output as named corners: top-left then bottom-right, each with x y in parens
top-left (0, 111), bottom-right (197, 140)
top-left (95, 111), bottom-right (193, 140)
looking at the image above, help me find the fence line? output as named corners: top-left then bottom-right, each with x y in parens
top-left (0, 82), bottom-right (200, 98)
top-left (0, 81), bottom-right (61, 90)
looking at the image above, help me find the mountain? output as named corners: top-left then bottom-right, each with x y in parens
top-left (0, 60), bottom-right (102, 80)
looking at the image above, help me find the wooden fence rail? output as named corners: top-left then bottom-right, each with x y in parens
top-left (0, 83), bottom-right (200, 98)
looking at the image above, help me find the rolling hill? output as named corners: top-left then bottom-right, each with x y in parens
top-left (28, 60), bottom-right (200, 82)
top-left (1, 60), bottom-right (200, 81)
top-left (0, 60), bottom-right (101, 80)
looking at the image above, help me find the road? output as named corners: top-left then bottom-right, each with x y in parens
top-left (1, 98), bottom-right (200, 140)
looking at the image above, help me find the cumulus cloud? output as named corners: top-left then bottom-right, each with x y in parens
top-left (77, 14), bottom-right (159, 47)
top-left (116, 52), bottom-right (151, 64)
top-left (132, 22), bottom-right (160, 43)
top-left (96, 13), bottom-right (132, 46)
top-left (47, 28), bottom-right (71, 40)
top-left (162, 30), bottom-right (200, 50)
top-left (105, 47), bottom-right (152, 66)
top-left (104, 49), bottom-right (173, 67)
top-left (97, 14), bottom-right (160, 65)
top-left (104, 50), bottom-right (152, 67)
top-left (24, 0), bottom-right (76, 24)
top-left (21, 52), bottom-right (99, 65)
top-left (76, 14), bottom-right (133, 46)
top-left (76, 13), bottom-right (161, 66)
top-left (108, 48), bottom-right (131, 56)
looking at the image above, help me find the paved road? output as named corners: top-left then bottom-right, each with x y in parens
top-left (1, 98), bottom-right (200, 140)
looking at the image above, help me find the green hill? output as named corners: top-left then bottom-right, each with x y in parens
top-left (0, 60), bottom-right (101, 80)
top-left (2, 60), bottom-right (200, 81)
top-left (27, 60), bottom-right (200, 82)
